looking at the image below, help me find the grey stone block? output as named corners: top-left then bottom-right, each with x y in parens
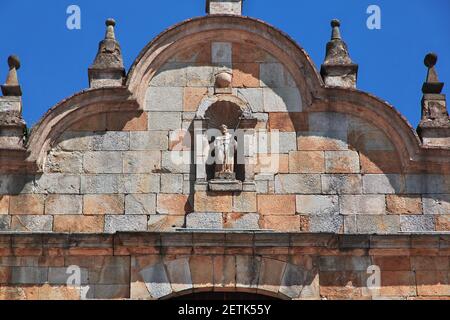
top-left (10, 267), bottom-right (48, 284)
top-left (422, 194), bottom-right (450, 214)
top-left (225, 213), bottom-right (260, 230)
top-left (45, 151), bottom-right (83, 174)
top-left (308, 112), bottom-right (348, 132)
top-left (322, 174), bottom-right (362, 195)
top-left (145, 87), bottom-right (183, 111)
top-left (161, 174), bottom-right (184, 194)
top-left (84, 151), bottom-right (122, 174)
top-left (255, 180), bottom-right (269, 193)
top-left (123, 151), bottom-right (161, 173)
top-left (406, 175), bottom-right (449, 194)
top-left (344, 215), bottom-right (400, 234)
top-left (48, 267), bottom-right (89, 285)
top-left (165, 258), bottom-right (193, 292)
top-left (148, 112), bottom-right (181, 131)
top-left (309, 214), bottom-right (343, 233)
top-left (57, 131), bottom-right (96, 151)
top-left (149, 62), bottom-right (187, 87)
top-left (105, 215), bottom-right (148, 233)
top-left (279, 263), bottom-right (305, 299)
top-left (35, 174), bottom-right (80, 194)
top-left (278, 132), bottom-right (297, 153)
top-left (275, 174), bottom-right (321, 194)
top-left (130, 131), bottom-right (168, 151)
top-left (186, 65), bottom-right (215, 87)
top-left (125, 194), bottom-right (156, 215)
top-left (93, 132), bottom-right (129, 151)
top-left (296, 195), bottom-right (339, 215)
top-left (260, 63), bottom-right (285, 87)
top-left (340, 195), bottom-right (386, 215)
top-left (186, 212), bottom-right (223, 229)
top-left (81, 175), bottom-right (121, 194)
top-left (0, 175), bottom-right (35, 194)
top-left (212, 42), bottom-right (232, 66)
top-left (0, 216), bottom-right (11, 231)
top-left (237, 88), bottom-right (264, 113)
top-left (11, 215), bottom-right (53, 232)
top-left (161, 151), bottom-right (192, 174)
top-left (263, 87), bottom-right (302, 112)
top-left (140, 262), bottom-right (172, 299)
top-left (122, 174), bottom-right (160, 194)
top-left (45, 195), bottom-right (82, 215)
top-left (400, 215), bottom-right (435, 232)
top-left (363, 174), bottom-right (405, 194)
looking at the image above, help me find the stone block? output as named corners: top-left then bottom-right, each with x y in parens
top-left (237, 88), bottom-right (264, 113)
top-left (236, 255), bottom-right (261, 289)
top-left (212, 42), bottom-right (232, 66)
top-left (400, 215), bottom-right (435, 232)
top-left (386, 195), bottom-right (423, 214)
top-left (340, 195), bottom-right (386, 215)
top-left (45, 151), bottom-right (83, 174)
top-left (296, 195), bottom-right (339, 215)
top-left (415, 271), bottom-right (450, 296)
top-left (83, 151), bottom-right (122, 174)
top-left (260, 63), bottom-right (285, 87)
top-left (309, 214), bottom-right (343, 233)
top-left (48, 267), bottom-right (88, 285)
top-left (84, 194), bottom-right (124, 215)
top-left (186, 66), bottom-right (215, 87)
top-left (122, 174), bottom-right (160, 194)
top-left (53, 215), bottom-right (104, 233)
top-left (161, 151), bottom-right (191, 174)
top-left (422, 194), bottom-right (450, 214)
top-left (9, 194), bottom-right (45, 215)
top-left (297, 131), bottom-right (348, 151)
top-left (81, 175), bottom-right (121, 194)
top-left (261, 215), bottom-right (300, 232)
top-left (233, 63), bottom-right (260, 88)
top-left (104, 215), bottom-right (148, 233)
top-left (10, 267), bottom-right (48, 284)
top-left (190, 256), bottom-right (214, 288)
top-left (165, 258), bottom-right (193, 293)
top-left (183, 87), bottom-right (208, 112)
top-left (233, 192), bottom-right (257, 213)
top-left (363, 174), bottom-right (405, 194)
top-left (224, 213), bottom-right (260, 229)
top-left (149, 63), bottom-right (187, 87)
top-left (325, 151), bottom-right (360, 174)
top-left (436, 216), bottom-right (450, 231)
top-left (57, 132), bottom-right (95, 151)
top-left (106, 111), bottom-right (148, 131)
top-left (213, 255), bottom-right (236, 289)
top-left (258, 258), bottom-right (287, 294)
top-left (123, 151), bottom-right (161, 173)
top-left (309, 112), bottom-right (348, 132)
top-left (275, 132), bottom-right (297, 153)
top-left (255, 180), bottom-right (268, 193)
top-left (263, 87), bottom-right (302, 112)
top-left (45, 195), bottom-right (82, 215)
top-left (268, 112), bottom-right (308, 132)
top-left (157, 194), bottom-right (191, 215)
top-left (148, 112), bottom-right (181, 131)
top-left (289, 151), bottom-right (325, 173)
top-left (0, 196), bottom-right (8, 215)
top-left (194, 192), bottom-right (232, 213)
top-left (92, 132), bottom-right (129, 151)
top-left (0, 216), bottom-right (10, 231)
top-left (145, 87), bottom-right (183, 111)
top-left (186, 212), bottom-right (223, 229)
top-left (344, 215), bottom-right (400, 234)
top-left (351, 130), bottom-right (395, 152)
top-left (279, 263), bottom-right (306, 299)
top-left (148, 215), bottom-right (184, 231)
top-left (360, 151), bottom-right (402, 174)
top-left (160, 174), bottom-right (184, 194)
top-left (275, 174), bottom-right (321, 194)
top-left (139, 262), bottom-right (172, 299)
top-left (257, 195), bottom-right (296, 215)
top-left (34, 174), bottom-right (80, 194)
top-left (11, 216), bottom-right (53, 232)
top-left (405, 175), bottom-right (448, 194)
top-left (130, 131), bottom-right (168, 151)
top-left (321, 174), bottom-right (362, 195)
top-left (125, 194), bottom-right (156, 215)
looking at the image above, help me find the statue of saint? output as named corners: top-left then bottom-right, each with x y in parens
top-left (214, 124), bottom-right (237, 179)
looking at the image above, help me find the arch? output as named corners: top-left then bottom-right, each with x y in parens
top-left (196, 94), bottom-right (252, 121)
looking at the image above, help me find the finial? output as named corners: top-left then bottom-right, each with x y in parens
top-left (1, 55), bottom-right (22, 96)
top-left (105, 18), bottom-right (116, 40)
top-left (422, 52), bottom-right (444, 94)
top-left (331, 19), bottom-right (341, 40)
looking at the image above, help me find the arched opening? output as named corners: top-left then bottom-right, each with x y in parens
top-left (171, 291), bottom-right (282, 301)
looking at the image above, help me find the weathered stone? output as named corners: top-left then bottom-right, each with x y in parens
top-left (436, 215), bottom-right (450, 231)
top-left (275, 174), bottom-right (321, 194)
top-left (57, 132), bottom-right (95, 151)
top-left (340, 195), bottom-right (386, 215)
top-left (11, 216), bottom-right (53, 232)
top-left (35, 174), bottom-right (80, 194)
top-left (183, 87), bottom-right (208, 112)
top-left (45, 195), bottom-right (82, 215)
top-left (400, 215), bottom-right (435, 232)
top-left (0, 216), bottom-right (11, 231)
top-left (81, 175), bottom-right (121, 194)
top-left (83, 151), bottom-right (122, 174)
top-left (258, 195), bottom-right (296, 215)
top-left (406, 175), bottom-right (448, 194)
top-left (344, 215), bottom-right (400, 234)
top-left (322, 174), bottom-right (362, 194)
top-left (422, 194), bottom-right (450, 214)
top-left (325, 151), bottom-right (360, 174)
top-left (10, 267), bottom-right (48, 284)
top-left (233, 192), bottom-right (257, 213)
top-left (212, 42), bottom-right (232, 66)
top-left (122, 174), bottom-right (160, 194)
top-left (146, 87), bottom-right (183, 111)
top-left (84, 194), bottom-right (124, 215)
top-left (45, 151), bottom-right (83, 173)
top-left (260, 63), bottom-right (286, 87)
top-left (258, 258), bottom-right (286, 293)
top-left (233, 63), bottom-right (260, 88)
top-left (48, 267), bottom-right (88, 285)
top-left (148, 215), bottom-right (184, 231)
top-left (194, 192), bottom-right (232, 213)
top-left (186, 212), bottom-right (223, 229)
top-left (296, 195), bottom-right (339, 215)
top-left (149, 63), bottom-right (187, 87)
top-left (276, 132), bottom-right (297, 153)
top-left (148, 112), bottom-right (181, 131)
top-left (139, 262), bottom-right (172, 299)
top-left (236, 255), bottom-right (261, 289)
top-left (223, 213), bottom-right (260, 229)
top-left (190, 256), bottom-right (214, 288)
top-left (261, 215), bottom-right (300, 232)
top-left (263, 87), bottom-right (302, 112)
top-left (297, 131), bottom-right (348, 151)
top-left (160, 174), bottom-right (184, 194)
top-left (363, 174), bottom-right (405, 194)
top-left (165, 258), bottom-right (192, 293)
top-left (53, 215), bottom-right (104, 233)
top-left (157, 194), bottom-right (191, 215)
top-left (279, 263), bottom-right (305, 299)
top-left (309, 113), bottom-right (348, 132)
top-left (9, 194), bottom-right (45, 215)
top-left (386, 195), bottom-right (423, 215)
top-left (309, 214), bottom-right (343, 233)
top-left (237, 88), bottom-right (263, 112)
top-left (289, 151), bottom-right (325, 173)
top-left (125, 194), bottom-right (156, 215)
top-left (93, 132), bottom-right (129, 151)
top-left (268, 112), bottom-right (308, 132)
top-left (360, 151), bottom-right (402, 174)
top-left (106, 111), bottom-right (148, 131)
top-left (104, 215), bottom-right (148, 233)
top-left (161, 151), bottom-right (191, 174)
top-left (123, 151), bottom-right (161, 173)
top-left (130, 131), bottom-right (168, 151)
top-left (0, 196), bottom-right (8, 215)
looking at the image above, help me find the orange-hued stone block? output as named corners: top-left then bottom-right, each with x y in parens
top-left (436, 215), bottom-right (450, 231)
top-left (257, 195), bottom-right (296, 215)
top-left (83, 195), bottom-right (124, 215)
top-left (190, 256), bottom-right (214, 288)
top-left (255, 154), bottom-right (289, 174)
top-left (386, 195), bottom-right (422, 215)
top-left (360, 151), bottom-right (402, 174)
top-left (0, 196), bottom-right (9, 215)
top-left (157, 194), bottom-right (192, 215)
top-left (9, 195), bottom-right (45, 215)
top-left (416, 271), bottom-right (450, 296)
top-left (53, 215), bottom-right (104, 233)
top-left (268, 112), bottom-right (308, 132)
top-left (194, 192), bottom-right (233, 213)
top-left (232, 63), bottom-right (260, 88)
top-left (70, 114), bottom-right (107, 131)
top-left (261, 215), bottom-right (300, 232)
top-left (380, 271), bottom-right (417, 297)
top-left (299, 215), bottom-right (310, 232)
top-left (232, 43), bottom-right (273, 63)
top-left (289, 151), bottom-right (325, 173)
top-left (169, 129), bottom-right (193, 151)
top-left (106, 112), bottom-right (148, 131)
top-left (183, 87), bottom-right (208, 112)
top-left (297, 134), bottom-right (347, 151)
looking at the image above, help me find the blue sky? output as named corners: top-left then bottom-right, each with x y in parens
top-left (0, 0), bottom-right (449, 128)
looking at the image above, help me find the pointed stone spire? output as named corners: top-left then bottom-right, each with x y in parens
top-left (418, 53), bottom-right (450, 147)
top-left (320, 19), bottom-right (358, 88)
top-left (0, 55), bottom-right (26, 150)
top-left (1, 55), bottom-right (22, 96)
top-left (207, 0), bottom-right (243, 15)
top-left (88, 18), bottom-right (125, 88)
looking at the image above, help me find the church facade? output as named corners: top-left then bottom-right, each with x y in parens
top-left (0, 0), bottom-right (449, 300)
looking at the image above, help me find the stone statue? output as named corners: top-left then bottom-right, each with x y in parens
top-left (214, 124), bottom-right (237, 179)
